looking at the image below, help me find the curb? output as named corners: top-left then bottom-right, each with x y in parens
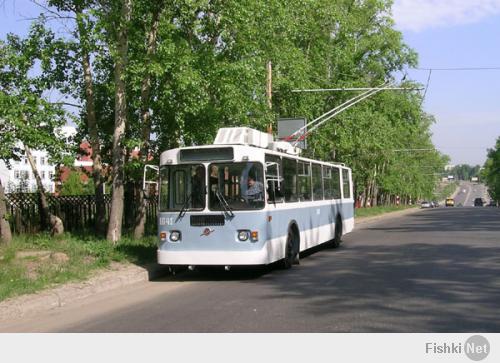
top-left (0, 262), bottom-right (170, 323)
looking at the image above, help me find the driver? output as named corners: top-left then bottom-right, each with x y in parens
top-left (245, 174), bottom-right (264, 201)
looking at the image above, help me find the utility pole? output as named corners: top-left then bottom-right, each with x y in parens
top-left (266, 60), bottom-right (273, 135)
top-left (266, 61), bottom-right (272, 110)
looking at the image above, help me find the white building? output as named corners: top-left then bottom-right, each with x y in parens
top-left (0, 150), bottom-right (56, 193)
top-left (0, 125), bottom-right (77, 194)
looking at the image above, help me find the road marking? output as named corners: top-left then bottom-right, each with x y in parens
top-left (463, 183), bottom-right (473, 206)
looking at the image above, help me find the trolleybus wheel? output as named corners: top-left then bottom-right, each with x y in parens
top-left (281, 230), bottom-right (298, 269)
top-left (331, 217), bottom-right (343, 248)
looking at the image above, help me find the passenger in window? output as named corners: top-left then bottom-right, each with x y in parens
top-left (245, 174), bottom-right (264, 202)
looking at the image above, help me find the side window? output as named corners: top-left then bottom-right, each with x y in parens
top-left (323, 166), bottom-right (333, 199)
top-left (342, 169), bottom-right (351, 199)
top-left (283, 158), bottom-right (298, 202)
top-left (265, 154), bottom-right (284, 203)
top-left (331, 167), bottom-right (341, 199)
top-left (312, 163), bottom-right (323, 200)
top-left (297, 161), bottom-right (311, 201)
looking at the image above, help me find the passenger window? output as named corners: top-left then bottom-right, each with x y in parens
top-left (283, 158), bottom-right (298, 202)
top-left (265, 154), bottom-right (284, 203)
top-left (331, 167), bottom-right (341, 199)
top-left (312, 163), bottom-right (323, 200)
top-left (323, 166), bottom-right (333, 199)
top-left (342, 169), bottom-right (351, 199)
top-left (297, 161), bottom-right (311, 201)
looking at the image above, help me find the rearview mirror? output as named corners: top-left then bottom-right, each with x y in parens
top-left (143, 165), bottom-right (159, 196)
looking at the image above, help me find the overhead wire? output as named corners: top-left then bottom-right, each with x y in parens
top-left (414, 67), bottom-right (500, 71)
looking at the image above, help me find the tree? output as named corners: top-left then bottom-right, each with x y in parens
top-left (46, 0), bottom-right (108, 235)
top-left (132, 1), bottom-right (164, 239)
top-left (106, 0), bottom-right (132, 243)
top-left (0, 179), bottom-right (12, 244)
top-left (482, 137), bottom-right (500, 202)
top-left (60, 170), bottom-right (95, 195)
top-left (0, 20), bottom-right (72, 234)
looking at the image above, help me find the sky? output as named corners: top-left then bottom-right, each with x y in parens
top-left (1, 0), bottom-right (500, 166)
top-left (393, 0), bottom-right (500, 166)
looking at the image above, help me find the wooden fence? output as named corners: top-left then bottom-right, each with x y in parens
top-left (5, 193), bottom-right (158, 235)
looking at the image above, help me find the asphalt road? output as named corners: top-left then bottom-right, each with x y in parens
top-left (3, 190), bottom-right (500, 332)
top-left (453, 181), bottom-right (490, 207)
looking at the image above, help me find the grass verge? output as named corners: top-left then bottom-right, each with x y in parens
top-left (355, 204), bottom-right (415, 218)
top-left (0, 233), bottom-right (157, 302)
top-left (434, 181), bottom-right (459, 201)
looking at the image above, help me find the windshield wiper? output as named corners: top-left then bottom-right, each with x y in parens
top-left (215, 189), bottom-right (234, 219)
top-left (177, 194), bottom-right (191, 220)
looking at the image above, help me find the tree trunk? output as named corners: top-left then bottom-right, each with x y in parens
top-left (0, 179), bottom-right (12, 244)
top-left (134, 8), bottom-right (161, 239)
top-left (364, 183), bottom-right (371, 207)
top-left (82, 41), bottom-right (106, 235)
top-left (76, 8), bottom-right (107, 236)
top-left (107, 0), bottom-right (131, 243)
top-left (24, 145), bottom-right (64, 235)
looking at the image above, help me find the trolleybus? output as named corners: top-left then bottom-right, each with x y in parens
top-left (152, 127), bottom-right (354, 269)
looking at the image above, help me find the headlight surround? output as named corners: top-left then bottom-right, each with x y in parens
top-left (170, 230), bottom-right (181, 242)
top-left (237, 230), bottom-right (250, 241)
top-left (237, 230), bottom-right (258, 242)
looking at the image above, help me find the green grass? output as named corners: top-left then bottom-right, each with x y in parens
top-left (0, 233), bottom-right (157, 302)
top-left (354, 204), bottom-right (415, 218)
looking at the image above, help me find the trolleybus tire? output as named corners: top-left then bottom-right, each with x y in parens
top-left (281, 229), bottom-right (299, 269)
top-left (331, 216), bottom-right (343, 248)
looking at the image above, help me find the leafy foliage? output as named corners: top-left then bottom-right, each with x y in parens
top-left (0, 19), bottom-right (74, 165)
top-left (60, 170), bottom-right (95, 195)
top-left (482, 137), bottom-right (500, 202)
top-left (1, 0), bottom-right (451, 239)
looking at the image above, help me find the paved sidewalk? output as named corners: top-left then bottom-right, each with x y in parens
top-left (0, 262), bottom-right (168, 322)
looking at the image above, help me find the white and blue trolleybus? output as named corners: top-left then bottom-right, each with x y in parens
top-left (152, 127), bottom-right (354, 269)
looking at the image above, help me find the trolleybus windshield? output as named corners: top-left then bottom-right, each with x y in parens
top-left (159, 164), bottom-right (206, 212)
top-left (209, 162), bottom-right (265, 211)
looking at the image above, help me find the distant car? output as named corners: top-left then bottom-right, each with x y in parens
top-left (421, 201), bottom-right (432, 208)
top-left (432, 201), bottom-right (439, 207)
top-left (445, 198), bottom-right (455, 207)
top-left (487, 200), bottom-right (497, 207)
top-left (474, 198), bottom-right (484, 207)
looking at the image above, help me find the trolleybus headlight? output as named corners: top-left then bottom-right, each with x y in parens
top-left (170, 230), bottom-right (181, 242)
top-left (237, 230), bottom-right (250, 241)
